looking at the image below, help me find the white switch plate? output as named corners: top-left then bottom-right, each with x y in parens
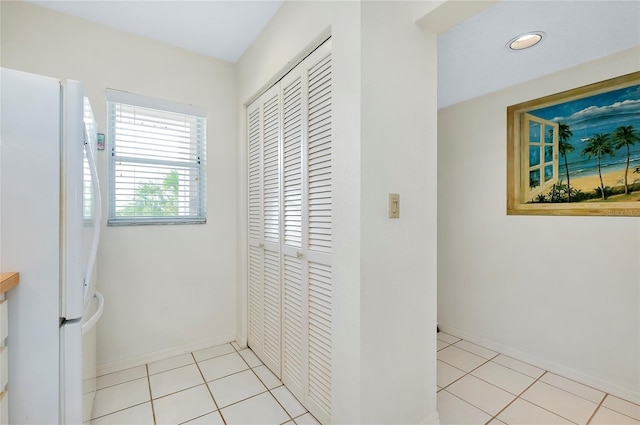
top-left (389, 193), bottom-right (400, 218)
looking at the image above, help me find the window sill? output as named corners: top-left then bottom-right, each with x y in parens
top-left (107, 218), bottom-right (207, 226)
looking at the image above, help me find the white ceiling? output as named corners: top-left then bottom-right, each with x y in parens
top-left (27, 0), bottom-right (284, 63)
top-left (27, 0), bottom-right (640, 108)
top-left (438, 0), bottom-right (640, 108)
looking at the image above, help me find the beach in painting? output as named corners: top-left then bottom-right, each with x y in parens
top-left (570, 168), bottom-right (640, 200)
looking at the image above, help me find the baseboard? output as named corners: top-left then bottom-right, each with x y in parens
top-left (96, 333), bottom-right (237, 376)
top-left (439, 325), bottom-right (640, 405)
top-left (419, 411), bottom-right (440, 425)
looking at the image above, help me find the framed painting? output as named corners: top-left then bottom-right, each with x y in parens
top-left (507, 71), bottom-right (640, 216)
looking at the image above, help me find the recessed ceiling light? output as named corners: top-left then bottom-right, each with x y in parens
top-left (508, 32), bottom-right (545, 50)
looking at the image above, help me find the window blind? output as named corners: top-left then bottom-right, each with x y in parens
top-left (107, 91), bottom-right (207, 225)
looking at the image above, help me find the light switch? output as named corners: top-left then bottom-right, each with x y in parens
top-left (389, 193), bottom-right (400, 219)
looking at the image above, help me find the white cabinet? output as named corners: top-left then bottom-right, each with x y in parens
top-left (0, 295), bottom-right (9, 425)
top-left (247, 39), bottom-right (333, 424)
top-left (0, 272), bottom-right (18, 425)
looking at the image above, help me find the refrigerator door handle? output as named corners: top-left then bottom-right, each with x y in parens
top-left (82, 291), bottom-right (104, 336)
top-left (83, 132), bottom-right (102, 305)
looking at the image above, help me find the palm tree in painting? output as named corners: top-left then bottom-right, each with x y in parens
top-left (581, 133), bottom-right (615, 200)
top-left (551, 123), bottom-right (574, 201)
top-left (612, 125), bottom-right (640, 194)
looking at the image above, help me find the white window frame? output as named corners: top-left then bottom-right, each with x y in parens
top-left (106, 89), bottom-right (207, 226)
top-left (522, 113), bottom-right (559, 201)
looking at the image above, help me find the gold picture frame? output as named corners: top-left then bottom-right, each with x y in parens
top-left (507, 71), bottom-right (640, 217)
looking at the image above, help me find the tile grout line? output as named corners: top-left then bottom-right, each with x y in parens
top-left (436, 355), bottom-right (505, 419)
top-left (268, 384), bottom-right (297, 424)
top-left (147, 342), bottom-right (236, 376)
top-left (478, 350), bottom-right (612, 406)
top-left (440, 389), bottom-right (496, 422)
top-left (94, 345), bottom-right (252, 424)
top-left (522, 377), bottom-right (604, 421)
top-left (439, 343), bottom-right (500, 367)
top-left (148, 358), bottom-right (196, 377)
top-left (238, 349), bottom-right (298, 423)
top-left (443, 337), bottom-right (598, 425)
top-left (487, 369), bottom-right (592, 425)
top-left (436, 333), bottom-right (461, 344)
top-left (292, 411), bottom-right (313, 422)
top-left (536, 379), bottom-right (608, 406)
top-left (192, 352), bottom-right (227, 425)
top-left (95, 373), bottom-right (147, 391)
top-left (471, 369), bottom-right (535, 398)
top-left (241, 346), bottom-right (319, 425)
top-left (89, 376), bottom-right (156, 421)
top-left (488, 361), bottom-right (542, 381)
top-left (152, 382), bottom-right (215, 402)
top-left (89, 401), bottom-right (150, 422)
top-left (585, 393), bottom-right (607, 425)
top-left (195, 346), bottom-right (298, 421)
top-left (537, 371), bottom-right (612, 405)
top-left (452, 339), bottom-right (501, 360)
top-left (540, 370), bottom-right (614, 396)
top-left (146, 364), bottom-right (157, 425)
top-left (446, 336), bottom-right (607, 425)
top-left (584, 393), bottom-right (640, 424)
top-left (177, 411), bottom-right (219, 425)
top-left (117, 343), bottom-right (315, 425)
top-left (437, 351), bottom-right (496, 392)
top-left (436, 340), bottom-right (452, 352)
top-left (193, 345), bottom-right (238, 364)
top-left (485, 370), bottom-right (548, 424)
top-left (211, 388), bottom-right (273, 411)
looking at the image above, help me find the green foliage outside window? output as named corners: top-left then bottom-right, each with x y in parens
top-left (119, 170), bottom-right (180, 217)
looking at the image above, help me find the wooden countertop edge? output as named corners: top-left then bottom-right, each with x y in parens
top-left (0, 272), bottom-right (19, 294)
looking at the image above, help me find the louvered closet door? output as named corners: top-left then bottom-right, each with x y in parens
top-left (246, 38), bottom-right (332, 425)
top-left (246, 100), bottom-right (264, 359)
top-left (302, 40), bottom-right (332, 425)
top-left (247, 84), bottom-right (282, 377)
top-left (280, 65), bottom-right (307, 402)
top-left (280, 40), bottom-right (333, 425)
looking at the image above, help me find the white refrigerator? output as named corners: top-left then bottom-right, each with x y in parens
top-left (0, 68), bottom-right (104, 424)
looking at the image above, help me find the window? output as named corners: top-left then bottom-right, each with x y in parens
top-left (523, 113), bottom-right (559, 200)
top-left (107, 89), bottom-right (206, 225)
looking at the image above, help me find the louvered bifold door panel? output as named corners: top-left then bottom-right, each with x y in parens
top-left (280, 70), bottom-right (307, 399)
top-left (248, 105), bottom-right (263, 243)
top-left (282, 75), bottom-right (303, 249)
top-left (307, 46), bottom-right (333, 255)
top-left (248, 245), bottom-right (263, 355)
top-left (262, 248), bottom-right (281, 374)
top-left (263, 89), bottom-right (281, 245)
top-left (261, 86), bottom-right (282, 376)
top-left (282, 254), bottom-right (305, 396)
top-left (304, 40), bottom-right (333, 425)
top-left (307, 262), bottom-right (332, 423)
top-left (247, 102), bottom-right (264, 356)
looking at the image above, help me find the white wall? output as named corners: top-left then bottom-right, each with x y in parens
top-left (438, 47), bottom-right (640, 402)
top-left (238, 1), bottom-right (438, 423)
top-left (1, 1), bottom-right (238, 370)
top-left (360, 2), bottom-right (437, 423)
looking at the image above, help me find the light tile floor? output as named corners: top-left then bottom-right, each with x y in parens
top-left (437, 331), bottom-right (640, 425)
top-left (91, 334), bottom-right (640, 425)
top-left (90, 342), bottom-right (320, 425)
